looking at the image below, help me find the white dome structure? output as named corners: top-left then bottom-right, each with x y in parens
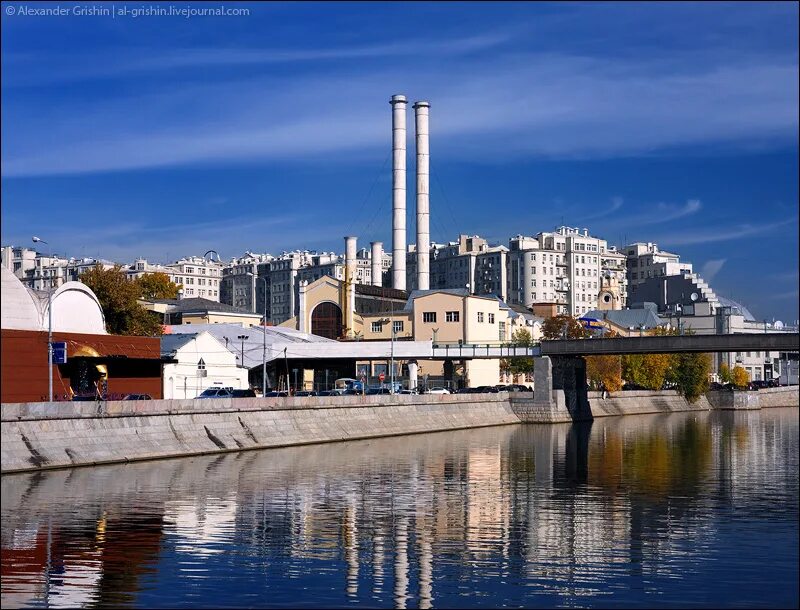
top-left (1, 266), bottom-right (106, 334)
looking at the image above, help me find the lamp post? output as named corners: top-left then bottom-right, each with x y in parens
top-left (237, 334), bottom-right (249, 371)
top-left (283, 347), bottom-right (290, 394)
top-left (33, 236), bottom-right (53, 401)
top-left (246, 272), bottom-right (268, 396)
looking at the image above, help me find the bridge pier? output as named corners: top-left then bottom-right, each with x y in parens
top-left (529, 356), bottom-right (592, 422)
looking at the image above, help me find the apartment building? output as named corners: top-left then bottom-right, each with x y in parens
top-left (166, 256), bottom-right (223, 302)
top-left (126, 258), bottom-right (178, 283)
top-left (219, 253), bottom-right (273, 313)
top-left (625, 242), bottom-right (693, 291)
top-left (507, 226), bottom-right (627, 317)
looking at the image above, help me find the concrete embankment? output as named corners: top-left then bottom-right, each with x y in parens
top-left (1, 394), bottom-right (522, 474)
top-left (2, 387), bottom-right (796, 474)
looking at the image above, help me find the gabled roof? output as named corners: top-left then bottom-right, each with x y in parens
top-left (160, 333), bottom-right (198, 356)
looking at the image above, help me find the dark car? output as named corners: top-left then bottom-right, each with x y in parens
top-left (295, 390), bottom-right (318, 397)
top-left (264, 391), bottom-right (289, 397)
top-left (123, 393), bottom-right (152, 400)
top-left (72, 395), bottom-right (98, 401)
top-left (196, 387), bottom-right (233, 399)
top-left (622, 382), bottom-right (647, 391)
top-left (509, 384), bottom-right (532, 392)
top-left (317, 390), bottom-right (337, 396)
top-left (366, 387), bottom-right (392, 395)
top-left (476, 386), bottom-right (500, 393)
top-left (231, 389), bottom-right (257, 398)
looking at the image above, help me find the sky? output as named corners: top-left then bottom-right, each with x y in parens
top-left (1, 1), bottom-right (798, 321)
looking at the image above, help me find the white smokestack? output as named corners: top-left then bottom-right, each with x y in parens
top-left (345, 236), bottom-right (357, 279)
top-left (390, 94), bottom-right (408, 291)
top-left (414, 101), bottom-right (430, 291)
top-left (371, 241), bottom-right (383, 287)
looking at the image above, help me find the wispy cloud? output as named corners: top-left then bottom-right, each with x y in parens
top-left (700, 258), bottom-right (727, 282)
top-left (2, 46), bottom-right (797, 177)
top-left (606, 199), bottom-right (703, 230)
top-left (654, 217), bottom-right (797, 247)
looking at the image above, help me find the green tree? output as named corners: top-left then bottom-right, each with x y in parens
top-left (500, 327), bottom-right (535, 380)
top-left (79, 265), bottom-right (164, 336)
top-left (541, 314), bottom-right (590, 340)
top-left (732, 365), bottom-right (750, 389)
top-left (622, 352), bottom-right (674, 390)
top-left (668, 352), bottom-right (712, 403)
top-left (136, 272), bottom-right (181, 300)
top-left (718, 363), bottom-right (732, 384)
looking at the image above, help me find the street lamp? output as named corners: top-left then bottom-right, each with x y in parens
top-left (33, 236), bottom-right (53, 401)
top-left (246, 272), bottom-right (269, 396)
top-left (237, 334), bottom-right (249, 370)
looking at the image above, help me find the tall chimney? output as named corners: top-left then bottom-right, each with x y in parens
top-left (414, 101), bottom-right (430, 291)
top-left (344, 236), bottom-right (357, 338)
top-left (370, 241), bottom-right (383, 287)
top-left (390, 95), bottom-right (408, 291)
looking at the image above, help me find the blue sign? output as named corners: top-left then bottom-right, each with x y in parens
top-left (51, 342), bottom-right (67, 364)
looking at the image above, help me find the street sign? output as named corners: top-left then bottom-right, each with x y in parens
top-left (51, 342), bottom-right (67, 364)
top-left (378, 372), bottom-right (385, 382)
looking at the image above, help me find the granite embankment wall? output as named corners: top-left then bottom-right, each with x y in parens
top-left (1, 394), bottom-right (521, 474)
top-left (2, 387), bottom-right (796, 474)
top-left (588, 390), bottom-right (712, 417)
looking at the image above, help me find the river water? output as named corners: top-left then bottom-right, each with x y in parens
top-left (2, 408), bottom-right (798, 609)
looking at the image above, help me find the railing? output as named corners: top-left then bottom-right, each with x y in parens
top-left (431, 342), bottom-right (541, 359)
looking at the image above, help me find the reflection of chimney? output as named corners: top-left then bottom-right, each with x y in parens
top-left (414, 101), bottom-right (430, 291)
top-left (390, 95), bottom-right (408, 291)
top-left (370, 241), bottom-right (383, 287)
top-left (344, 236), bottom-right (357, 338)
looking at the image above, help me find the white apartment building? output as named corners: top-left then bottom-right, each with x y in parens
top-left (1, 246), bottom-right (37, 279)
top-left (507, 226), bottom-right (628, 316)
top-left (126, 258), bottom-right (178, 282)
top-left (167, 256), bottom-right (223, 302)
top-left (625, 242), bottom-right (693, 289)
top-left (8, 251), bottom-right (116, 291)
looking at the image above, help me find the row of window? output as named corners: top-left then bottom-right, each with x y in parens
top-left (370, 321), bottom-right (405, 333)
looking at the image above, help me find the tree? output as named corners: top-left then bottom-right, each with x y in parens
top-left (541, 314), bottom-right (590, 340)
top-left (79, 265), bottom-right (164, 336)
top-left (732, 365), bottom-right (750, 389)
top-left (622, 352), bottom-right (674, 390)
top-left (669, 352), bottom-right (712, 403)
top-left (136, 272), bottom-right (181, 300)
top-left (500, 327), bottom-right (535, 380)
top-left (718, 363), bottom-right (732, 384)
top-left (586, 354), bottom-right (623, 392)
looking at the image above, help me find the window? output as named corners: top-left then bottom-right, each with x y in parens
top-left (371, 321), bottom-right (383, 333)
top-left (423, 312), bottom-right (437, 323)
top-left (477, 312), bottom-right (484, 323)
top-left (499, 321), bottom-right (506, 340)
top-left (446, 311), bottom-right (460, 322)
top-left (488, 313), bottom-right (495, 324)
top-left (393, 321), bottom-right (404, 334)
top-left (186, 267), bottom-right (194, 274)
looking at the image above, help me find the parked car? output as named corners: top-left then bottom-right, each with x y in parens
top-left (343, 388), bottom-right (363, 395)
top-left (424, 387), bottom-right (450, 394)
top-left (475, 386), bottom-right (499, 393)
top-left (317, 390), bottom-right (337, 396)
top-left (231, 389), bottom-right (257, 398)
top-left (508, 384), bottom-right (532, 392)
top-left (123, 393), bottom-right (152, 400)
top-left (196, 387), bottom-right (233, 399)
top-left (399, 389), bottom-right (418, 394)
top-left (295, 390), bottom-right (318, 397)
top-left (264, 391), bottom-right (289, 397)
top-left (366, 387), bottom-right (392, 395)
top-left (456, 387), bottom-right (477, 394)
top-left (622, 382), bottom-right (647, 391)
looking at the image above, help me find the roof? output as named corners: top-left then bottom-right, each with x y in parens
top-left (584, 308), bottom-right (664, 330)
top-left (160, 333), bottom-right (198, 356)
top-left (403, 288), bottom-right (482, 312)
top-left (355, 284), bottom-right (408, 300)
top-left (717, 296), bottom-right (756, 322)
top-left (164, 322), bottom-right (335, 368)
top-left (154, 297), bottom-right (261, 316)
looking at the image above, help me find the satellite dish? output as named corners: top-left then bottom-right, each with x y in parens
top-left (690, 292), bottom-right (699, 302)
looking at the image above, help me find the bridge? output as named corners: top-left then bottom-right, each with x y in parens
top-left (540, 333), bottom-right (800, 356)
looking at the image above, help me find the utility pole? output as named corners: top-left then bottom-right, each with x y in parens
top-left (33, 237), bottom-right (53, 401)
top-left (237, 334), bottom-right (249, 372)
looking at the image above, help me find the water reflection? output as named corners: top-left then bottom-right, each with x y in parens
top-left (2, 409), bottom-right (798, 609)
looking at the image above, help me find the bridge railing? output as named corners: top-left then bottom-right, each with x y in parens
top-left (431, 342), bottom-right (541, 358)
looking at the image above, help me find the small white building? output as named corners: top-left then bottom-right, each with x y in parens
top-left (161, 331), bottom-right (249, 399)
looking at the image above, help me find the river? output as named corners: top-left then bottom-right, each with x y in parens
top-left (2, 408), bottom-right (798, 608)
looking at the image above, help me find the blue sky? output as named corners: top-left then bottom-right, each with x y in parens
top-left (1, 2), bottom-right (798, 321)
